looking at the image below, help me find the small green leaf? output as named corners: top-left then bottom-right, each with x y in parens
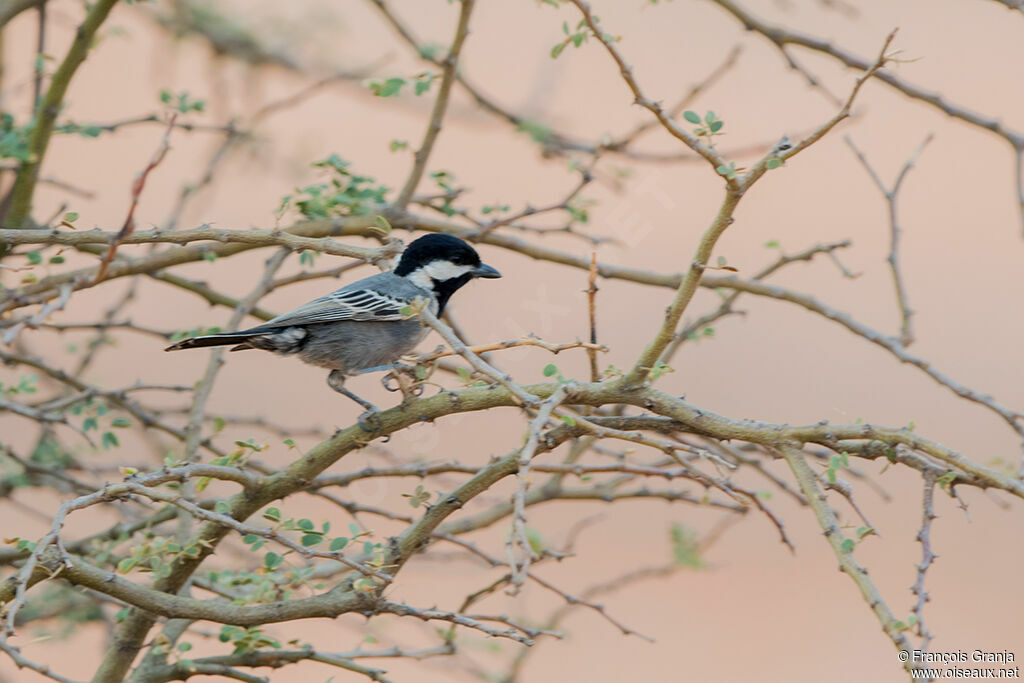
top-left (551, 41), bottom-right (567, 59)
top-left (704, 110), bottom-right (716, 123)
top-left (262, 507), bottom-right (281, 523)
top-left (63, 211), bottom-right (79, 223)
top-left (669, 523), bottom-right (703, 568)
top-left (936, 471), bottom-right (957, 491)
top-left (456, 366), bottom-right (472, 383)
top-left (101, 431), bottom-right (120, 449)
top-left (110, 417), bottom-right (131, 428)
top-left (214, 501), bottom-right (230, 514)
top-left (766, 158), bottom-right (782, 170)
top-left (542, 363), bottom-right (558, 377)
top-left (709, 119), bottom-right (724, 133)
top-left (297, 518), bottom-right (314, 531)
top-left (683, 110), bottom-right (701, 124)
top-left (264, 552), bottom-right (282, 569)
top-left (840, 538), bottom-right (856, 553)
top-left (300, 534), bottom-right (322, 547)
top-left (26, 250), bottom-right (42, 265)
top-left (369, 77), bottom-right (406, 97)
top-left (329, 537), bottom-right (348, 551)
top-left (372, 215), bottom-right (392, 234)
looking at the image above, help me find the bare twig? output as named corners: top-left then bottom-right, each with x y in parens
top-left (393, 0), bottom-right (476, 209)
top-left (93, 113), bottom-right (178, 283)
top-left (414, 336), bottom-right (605, 364)
top-left (707, 0), bottom-right (1024, 234)
top-left (586, 252), bottom-right (600, 383)
top-left (844, 134), bottom-right (933, 346)
top-left (417, 307), bottom-right (541, 408)
top-left (508, 386), bottom-right (567, 592)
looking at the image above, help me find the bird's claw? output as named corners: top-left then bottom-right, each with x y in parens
top-left (357, 409), bottom-right (383, 433)
top-left (382, 363), bottom-right (423, 399)
top-left (381, 373), bottom-right (402, 393)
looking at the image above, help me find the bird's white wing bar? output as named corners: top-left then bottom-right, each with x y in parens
top-left (258, 289), bottom-right (410, 328)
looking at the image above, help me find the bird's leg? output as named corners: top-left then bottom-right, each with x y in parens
top-left (327, 370), bottom-right (381, 432)
top-left (352, 363), bottom-right (404, 376)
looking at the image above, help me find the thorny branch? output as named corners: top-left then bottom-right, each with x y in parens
top-left (0, 2), bottom-right (1022, 682)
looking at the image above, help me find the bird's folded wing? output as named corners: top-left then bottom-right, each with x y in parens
top-left (257, 289), bottom-right (411, 328)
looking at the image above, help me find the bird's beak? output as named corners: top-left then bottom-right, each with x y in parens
top-left (472, 263), bottom-right (501, 279)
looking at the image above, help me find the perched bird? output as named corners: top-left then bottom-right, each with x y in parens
top-left (165, 234), bottom-right (500, 422)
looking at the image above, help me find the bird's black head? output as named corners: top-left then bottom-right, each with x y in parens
top-left (394, 234), bottom-right (501, 314)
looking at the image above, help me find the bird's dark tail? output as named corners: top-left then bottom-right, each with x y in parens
top-left (164, 330), bottom-right (266, 352)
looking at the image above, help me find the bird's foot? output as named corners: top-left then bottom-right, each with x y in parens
top-left (357, 408), bottom-right (383, 433)
top-left (382, 363), bottom-right (424, 401)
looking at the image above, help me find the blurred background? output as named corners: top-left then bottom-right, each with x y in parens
top-left (1, 0), bottom-right (1023, 681)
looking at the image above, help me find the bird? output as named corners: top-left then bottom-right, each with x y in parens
top-left (165, 233), bottom-right (501, 425)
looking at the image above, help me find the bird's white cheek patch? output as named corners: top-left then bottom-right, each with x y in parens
top-left (407, 261), bottom-right (474, 290)
top-left (425, 261), bottom-right (474, 281)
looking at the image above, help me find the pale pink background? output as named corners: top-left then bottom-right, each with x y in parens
top-left (2, 1), bottom-right (1023, 681)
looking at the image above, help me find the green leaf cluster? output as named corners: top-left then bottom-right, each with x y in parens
top-left (285, 154), bottom-right (389, 219)
top-left (218, 626), bottom-right (281, 655)
top-left (551, 19), bottom-right (589, 58)
top-left (159, 89), bottom-right (206, 114)
top-left (367, 72), bottom-right (438, 98)
top-left (683, 110), bottom-right (724, 140)
top-left (0, 113), bottom-right (35, 162)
